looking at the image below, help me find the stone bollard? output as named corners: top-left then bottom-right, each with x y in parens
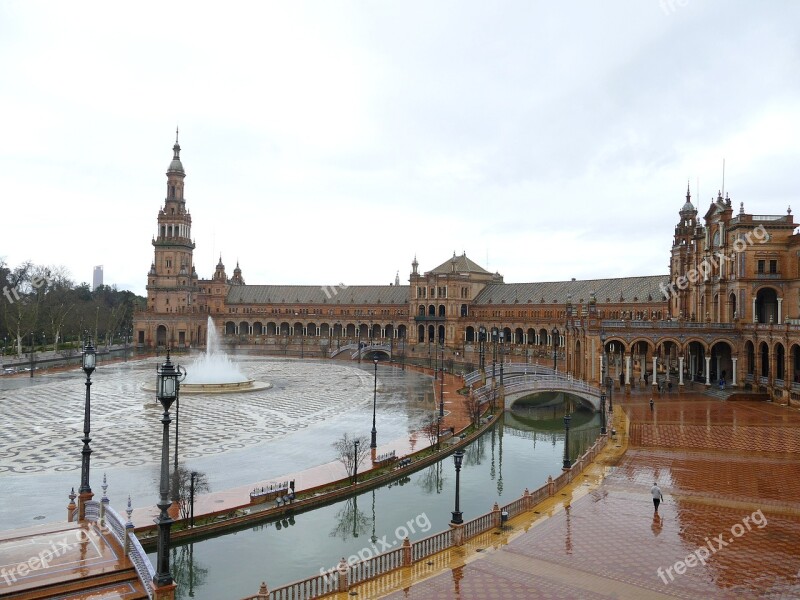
top-left (100, 473), bottom-right (109, 526)
top-left (153, 582), bottom-right (176, 600)
top-left (450, 522), bottom-right (464, 547)
top-left (402, 537), bottom-right (412, 567)
top-left (523, 488), bottom-right (531, 511)
top-left (67, 488), bottom-right (77, 522)
top-left (124, 496), bottom-right (134, 556)
top-left (336, 557), bottom-right (350, 591)
top-left (492, 502), bottom-right (501, 528)
top-left (547, 475), bottom-right (555, 496)
top-left (256, 582), bottom-right (269, 599)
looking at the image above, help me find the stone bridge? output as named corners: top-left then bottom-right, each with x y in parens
top-left (470, 371), bottom-right (602, 412)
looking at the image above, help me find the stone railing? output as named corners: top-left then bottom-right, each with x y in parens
top-left (411, 529), bottom-right (452, 562)
top-left (128, 532), bottom-right (156, 600)
top-left (241, 431), bottom-right (609, 600)
top-left (104, 504), bottom-right (127, 546)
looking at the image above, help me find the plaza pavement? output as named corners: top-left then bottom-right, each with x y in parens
top-left (342, 388), bottom-right (800, 599)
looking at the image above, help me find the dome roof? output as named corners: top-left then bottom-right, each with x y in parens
top-left (680, 200), bottom-right (695, 213)
top-left (168, 157), bottom-right (184, 173)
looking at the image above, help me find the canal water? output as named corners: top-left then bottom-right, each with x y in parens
top-left (155, 394), bottom-right (600, 599)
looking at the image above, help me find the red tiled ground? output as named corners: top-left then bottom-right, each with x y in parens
top-left (377, 393), bottom-right (800, 599)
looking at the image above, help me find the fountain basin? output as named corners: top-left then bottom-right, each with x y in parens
top-left (141, 379), bottom-right (272, 394)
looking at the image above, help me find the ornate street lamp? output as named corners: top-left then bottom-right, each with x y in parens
top-left (499, 331), bottom-right (505, 385)
top-left (153, 350), bottom-right (185, 588)
top-left (478, 326), bottom-right (486, 371)
top-left (371, 357), bottom-right (378, 449)
top-left (172, 357), bottom-right (187, 502)
top-left (552, 327), bottom-right (560, 372)
top-left (451, 450), bottom-right (465, 524)
top-left (78, 337), bottom-right (96, 519)
top-left (491, 328), bottom-right (498, 382)
top-left (599, 389), bottom-right (607, 435)
top-left (439, 343), bottom-right (445, 418)
top-left (353, 439), bottom-right (360, 485)
top-left (562, 409), bottom-right (572, 470)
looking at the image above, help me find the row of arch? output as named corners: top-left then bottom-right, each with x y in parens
top-left (224, 321), bottom-right (408, 339)
top-left (417, 304), bottom-right (469, 317)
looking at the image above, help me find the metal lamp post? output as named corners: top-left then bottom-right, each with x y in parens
top-left (172, 359), bottom-right (187, 502)
top-left (499, 331), bottom-right (505, 385)
top-left (492, 328), bottom-right (498, 382)
top-left (190, 471), bottom-right (197, 528)
top-left (600, 389), bottom-right (607, 435)
top-left (552, 327), bottom-right (560, 372)
top-left (78, 338), bottom-right (96, 519)
top-left (600, 330), bottom-right (610, 430)
top-left (29, 331), bottom-right (34, 378)
top-left (451, 450), bottom-right (465, 524)
top-left (562, 410), bottom-right (572, 469)
top-left (353, 439), bottom-right (360, 485)
top-left (154, 350), bottom-right (185, 588)
top-left (478, 326), bottom-right (486, 371)
top-left (439, 343), bottom-right (445, 418)
top-left (371, 357), bottom-right (378, 449)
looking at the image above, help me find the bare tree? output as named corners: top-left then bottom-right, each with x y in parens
top-left (332, 433), bottom-right (370, 483)
top-left (421, 413), bottom-right (441, 450)
top-left (172, 466), bottom-right (210, 521)
top-left (329, 496), bottom-right (371, 541)
top-left (465, 386), bottom-right (484, 428)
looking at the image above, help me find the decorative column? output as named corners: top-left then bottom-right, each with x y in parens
top-left (652, 356), bottom-right (658, 387)
top-left (678, 356), bottom-right (685, 389)
top-left (598, 355), bottom-right (604, 385)
top-left (731, 357), bottom-right (738, 387)
top-left (705, 356), bottom-right (711, 386)
top-left (778, 298), bottom-right (783, 324)
top-left (625, 354), bottom-right (632, 394)
top-left (752, 298), bottom-right (757, 323)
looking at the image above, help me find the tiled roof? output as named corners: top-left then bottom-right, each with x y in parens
top-left (429, 253), bottom-right (491, 275)
top-left (472, 275), bottom-right (669, 305)
top-left (226, 285), bottom-right (409, 305)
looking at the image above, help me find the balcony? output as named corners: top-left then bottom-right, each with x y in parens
top-left (414, 315), bottom-right (445, 322)
top-left (755, 272), bottom-right (782, 279)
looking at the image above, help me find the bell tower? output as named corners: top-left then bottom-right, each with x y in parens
top-left (146, 130), bottom-right (197, 316)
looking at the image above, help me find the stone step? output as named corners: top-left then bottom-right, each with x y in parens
top-left (2, 567), bottom-right (147, 600)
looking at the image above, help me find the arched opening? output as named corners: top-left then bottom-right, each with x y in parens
top-left (156, 325), bottom-right (167, 347)
top-left (397, 325), bottom-right (407, 339)
top-left (755, 288), bottom-right (779, 324)
top-left (437, 325), bottom-right (445, 343)
top-left (465, 326), bottom-right (475, 342)
top-left (307, 322), bottom-right (317, 337)
top-left (293, 322), bottom-right (303, 336)
top-left (514, 328), bottom-right (523, 344)
top-left (427, 324), bottom-right (435, 342)
top-left (729, 292), bottom-right (737, 321)
top-left (280, 322), bottom-right (290, 335)
top-left (791, 344), bottom-right (800, 383)
top-left (267, 322), bottom-right (277, 335)
top-left (460, 304), bottom-right (468, 317)
top-left (745, 341), bottom-right (755, 375)
top-left (345, 324), bottom-right (356, 337)
top-left (371, 324), bottom-right (381, 340)
top-left (438, 305), bottom-right (446, 317)
top-left (418, 324), bottom-right (425, 342)
top-left (225, 321), bottom-right (236, 335)
top-left (418, 305), bottom-right (425, 317)
top-left (527, 328), bottom-right (535, 345)
top-left (687, 341), bottom-right (706, 383)
top-left (428, 305), bottom-right (436, 316)
top-left (759, 342), bottom-right (770, 378)
top-left (384, 324), bottom-right (394, 339)
top-left (710, 341), bottom-right (733, 383)
top-left (358, 324), bottom-right (368, 338)
top-left (320, 323), bottom-right (330, 337)
top-left (253, 322), bottom-right (264, 335)
top-left (573, 339), bottom-right (582, 379)
top-left (775, 343), bottom-right (785, 381)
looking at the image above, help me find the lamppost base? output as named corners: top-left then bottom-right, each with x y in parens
top-left (77, 491), bottom-right (94, 521)
top-left (562, 462), bottom-right (572, 471)
top-left (449, 521), bottom-right (464, 546)
top-left (152, 581), bottom-right (177, 600)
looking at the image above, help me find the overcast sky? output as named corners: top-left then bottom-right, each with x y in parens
top-left (2, 1), bottom-right (799, 296)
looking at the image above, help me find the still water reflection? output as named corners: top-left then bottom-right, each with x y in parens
top-left (154, 397), bottom-right (599, 599)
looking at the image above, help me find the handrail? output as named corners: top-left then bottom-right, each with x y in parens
top-left (128, 532), bottom-right (156, 600)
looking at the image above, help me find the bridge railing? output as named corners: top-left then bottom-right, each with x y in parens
top-left (329, 343), bottom-right (358, 358)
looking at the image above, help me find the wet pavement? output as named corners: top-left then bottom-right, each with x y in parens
top-left (364, 391), bottom-right (800, 599)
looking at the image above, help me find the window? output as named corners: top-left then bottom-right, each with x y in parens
top-left (757, 260), bottom-right (765, 274)
top-left (769, 260), bottom-right (777, 274)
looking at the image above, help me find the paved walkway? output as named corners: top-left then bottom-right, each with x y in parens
top-left (353, 391), bottom-right (800, 599)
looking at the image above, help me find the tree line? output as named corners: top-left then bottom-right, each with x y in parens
top-left (0, 258), bottom-right (145, 356)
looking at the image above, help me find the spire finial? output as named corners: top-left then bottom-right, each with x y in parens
top-left (175, 126), bottom-right (179, 144)
top-left (686, 179), bottom-right (691, 200)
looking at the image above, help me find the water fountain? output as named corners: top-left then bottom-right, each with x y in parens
top-left (143, 316), bottom-right (270, 394)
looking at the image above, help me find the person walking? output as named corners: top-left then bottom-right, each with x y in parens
top-left (651, 482), bottom-right (664, 513)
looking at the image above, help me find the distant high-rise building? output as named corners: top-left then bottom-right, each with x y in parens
top-left (93, 265), bottom-right (104, 290)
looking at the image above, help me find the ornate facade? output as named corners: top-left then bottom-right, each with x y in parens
top-left (134, 139), bottom-right (800, 403)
